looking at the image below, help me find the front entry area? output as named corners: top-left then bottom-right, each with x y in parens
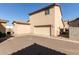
top-left (34, 25), bottom-right (51, 36)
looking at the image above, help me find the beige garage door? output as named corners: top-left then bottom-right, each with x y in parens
top-left (34, 27), bottom-right (51, 36)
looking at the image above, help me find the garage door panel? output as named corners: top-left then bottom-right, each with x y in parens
top-left (13, 24), bottom-right (31, 36)
top-left (34, 27), bottom-right (50, 36)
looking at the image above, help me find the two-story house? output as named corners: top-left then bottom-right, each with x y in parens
top-left (28, 3), bottom-right (64, 37)
top-left (13, 3), bottom-right (64, 37)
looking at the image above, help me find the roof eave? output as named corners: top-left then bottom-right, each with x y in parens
top-left (29, 3), bottom-right (60, 16)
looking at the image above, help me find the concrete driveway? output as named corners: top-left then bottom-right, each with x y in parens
top-left (0, 34), bottom-right (79, 55)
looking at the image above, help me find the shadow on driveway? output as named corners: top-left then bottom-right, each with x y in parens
top-left (12, 43), bottom-right (66, 55)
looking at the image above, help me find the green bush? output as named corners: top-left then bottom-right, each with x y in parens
top-left (0, 32), bottom-right (6, 38)
top-left (0, 32), bottom-right (2, 38)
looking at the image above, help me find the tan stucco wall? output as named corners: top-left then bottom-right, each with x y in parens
top-left (0, 23), bottom-right (7, 33)
top-left (69, 27), bottom-right (79, 41)
top-left (29, 7), bottom-right (55, 36)
top-left (29, 7), bottom-right (55, 26)
top-left (54, 6), bottom-right (64, 36)
top-left (13, 23), bottom-right (32, 36)
top-left (29, 5), bottom-right (64, 37)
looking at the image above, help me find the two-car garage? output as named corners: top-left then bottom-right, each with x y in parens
top-left (13, 21), bottom-right (52, 37)
top-left (34, 25), bottom-right (51, 36)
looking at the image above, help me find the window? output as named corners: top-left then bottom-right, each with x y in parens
top-left (45, 9), bottom-right (50, 15)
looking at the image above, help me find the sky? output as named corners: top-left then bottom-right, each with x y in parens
top-left (0, 3), bottom-right (79, 26)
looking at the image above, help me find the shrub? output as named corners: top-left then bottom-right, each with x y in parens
top-left (0, 32), bottom-right (6, 38)
top-left (2, 33), bottom-right (6, 37)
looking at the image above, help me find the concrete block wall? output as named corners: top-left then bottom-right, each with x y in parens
top-left (69, 27), bottom-right (79, 41)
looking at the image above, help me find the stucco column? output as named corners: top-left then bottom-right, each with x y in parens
top-left (54, 4), bottom-right (63, 37)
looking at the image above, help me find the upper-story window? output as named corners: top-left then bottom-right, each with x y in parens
top-left (45, 9), bottom-right (50, 15)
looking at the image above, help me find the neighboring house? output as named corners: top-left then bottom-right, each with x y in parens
top-left (63, 21), bottom-right (69, 32)
top-left (12, 21), bottom-right (32, 36)
top-left (13, 3), bottom-right (65, 37)
top-left (28, 3), bottom-right (64, 37)
top-left (69, 18), bottom-right (79, 41)
top-left (6, 26), bottom-right (13, 35)
top-left (69, 18), bottom-right (79, 27)
top-left (0, 19), bottom-right (7, 33)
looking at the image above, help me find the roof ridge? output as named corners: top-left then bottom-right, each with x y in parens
top-left (29, 3), bottom-right (60, 15)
